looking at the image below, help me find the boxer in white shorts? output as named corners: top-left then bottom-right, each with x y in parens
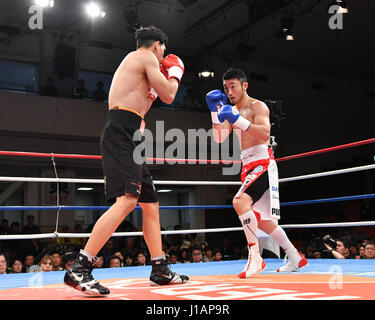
top-left (206, 68), bottom-right (308, 277)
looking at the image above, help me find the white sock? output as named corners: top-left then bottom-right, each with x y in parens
top-left (238, 210), bottom-right (258, 246)
top-left (269, 226), bottom-right (294, 251)
top-left (80, 249), bottom-right (94, 262)
top-left (151, 254), bottom-right (166, 261)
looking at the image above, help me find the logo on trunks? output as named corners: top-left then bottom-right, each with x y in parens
top-left (251, 165), bottom-right (263, 174)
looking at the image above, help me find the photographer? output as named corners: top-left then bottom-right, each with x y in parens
top-left (324, 236), bottom-right (349, 259)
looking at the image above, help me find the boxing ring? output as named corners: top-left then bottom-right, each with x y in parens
top-left (0, 138), bottom-right (375, 301)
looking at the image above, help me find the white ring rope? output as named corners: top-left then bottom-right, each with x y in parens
top-left (1, 164), bottom-right (374, 241)
top-left (0, 163), bottom-right (374, 185)
top-left (1, 221), bottom-right (375, 240)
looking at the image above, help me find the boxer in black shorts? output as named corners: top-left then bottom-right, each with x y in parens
top-left (100, 108), bottom-right (157, 204)
top-left (64, 26), bottom-right (188, 296)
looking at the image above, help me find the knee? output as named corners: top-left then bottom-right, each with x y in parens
top-left (115, 194), bottom-right (138, 213)
top-left (232, 195), bottom-right (252, 213)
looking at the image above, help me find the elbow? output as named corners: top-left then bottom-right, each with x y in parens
top-left (160, 93), bottom-right (175, 105)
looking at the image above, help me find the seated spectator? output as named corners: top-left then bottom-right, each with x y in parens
top-left (0, 253), bottom-right (8, 274)
top-left (51, 251), bottom-right (63, 271)
top-left (135, 252), bottom-right (147, 266)
top-left (168, 251), bottom-right (180, 264)
top-left (73, 79), bottom-right (88, 99)
top-left (213, 248), bottom-right (222, 261)
top-left (191, 247), bottom-right (203, 263)
top-left (11, 258), bottom-right (23, 273)
top-left (108, 255), bottom-right (122, 268)
top-left (40, 78), bottom-right (58, 97)
top-left (24, 254), bottom-right (35, 272)
top-left (348, 244), bottom-right (360, 259)
top-left (358, 245), bottom-right (366, 259)
top-left (92, 81), bottom-right (107, 101)
top-left (93, 254), bottom-right (104, 268)
top-left (62, 252), bottom-right (76, 270)
top-left (203, 247), bottom-right (213, 262)
top-left (124, 254), bottom-right (134, 267)
top-left (0, 219), bottom-right (10, 234)
top-left (240, 246), bottom-right (248, 260)
top-left (7, 222), bottom-right (24, 260)
top-left (113, 251), bottom-right (124, 266)
top-left (39, 255), bottom-right (53, 272)
top-left (364, 241), bottom-right (375, 259)
top-left (178, 248), bottom-right (191, 263)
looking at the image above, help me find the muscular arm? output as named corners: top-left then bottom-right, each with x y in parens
top-left (143, 52), bottom-right (178, 104)
top-left (212, 121), bottom-right (232, 144)
top-left (247, 101), bottom-right (271, 141)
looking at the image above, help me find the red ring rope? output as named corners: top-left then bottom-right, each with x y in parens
top-left (0, 138), bottom-right (374, 164)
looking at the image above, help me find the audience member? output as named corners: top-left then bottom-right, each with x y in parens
top-left (358, 245), bottom-right (366, 259)
top-left (168, 251), bottom-right (180, 264)
top-left (62, 252), bottom-right (76, 270)
top-left (124, 254), bottom-right (134, 267)
top-left (178, 248), bottom-right (191, 263)
top-left (11, 258), bottom-right (23, 273)
top-left (92, 81), bottom-right (107, 101)
top-left (40, 78), bottom-right (58, 97)
top-left (135, 252), bottom-right (147, 266)
top-left (213, 248), bottom-right (222, 261)
top-left (364, 241), bottom-right (375, 259)
top-left (51, 251), bottom-right (64, 271)
top-left (93, 254), bottom-right (105, 268)
top-left (191, 248), bottom-right (203, 263)
top-left (24, 254), bottom-right (35, 272)
top-left (203, 247), bottom-right (213, 262)
top-left (0, 253), bottom-right (8, 274)
top-left (324, 238), bottom-right (348, 259)
top-left (39, 255), bottom-right (53, 272)
top-left (73, 79), bottom-right (88, 99)
top-left (108, 255), bottom-right (122, 268)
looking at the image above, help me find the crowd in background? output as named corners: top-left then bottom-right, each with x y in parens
top-left (0, 215), bottom-right (374, 275)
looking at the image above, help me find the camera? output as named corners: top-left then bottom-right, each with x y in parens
top-left (311, 234), bottom-right (337, 258)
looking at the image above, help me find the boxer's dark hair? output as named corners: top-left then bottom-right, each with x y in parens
top-left (135, 26), bottom-right (168, 49)
top-left (222, 68), bottom-right (247, 84)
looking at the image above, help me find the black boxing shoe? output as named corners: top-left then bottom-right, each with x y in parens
top-left (64, 252), bottom-right (110, 296)
top-left (149, 256), bottom-right (189, 286)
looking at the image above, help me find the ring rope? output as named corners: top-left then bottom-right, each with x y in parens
top-left (0, 163), bottom-right (374, 185)
top-left (1, 193), bottom-right (375, 212)
top-left (1, 220), bottom-right (375, 240)
top-left (0, 137), bottom-right (374, 163)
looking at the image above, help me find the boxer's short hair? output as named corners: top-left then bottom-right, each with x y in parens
top-left (135, 26), bottom-right (168, 49)
top-left (222, 68), bottom-right (248, 84)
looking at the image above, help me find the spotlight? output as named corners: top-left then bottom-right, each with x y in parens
top-left (157, 189), bottom-right (172, 193)
top-left (330, 0), bottom-right (348, 14)
top-left (198, 70), bottom-right (215, 78)
top-left (85, 2), bottom-right (106, 19)
top-left (77, 187), bottom-right (94, 191)
top-left (34, 0), bottom-right (54, 7)
top-left (280, 17), bottom-right (294, 41)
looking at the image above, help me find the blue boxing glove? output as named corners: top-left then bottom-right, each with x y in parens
top-left (206, 90), bottom-right (227, 124)
top-left (218, 104), bottom-right (251, 131)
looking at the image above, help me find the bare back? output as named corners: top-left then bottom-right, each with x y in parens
top-left (233, 97), bottom-right (271, 150)
top-left (108, 50), bottom-right (154, 117)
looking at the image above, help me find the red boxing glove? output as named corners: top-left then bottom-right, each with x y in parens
top-left (161, 54), bottom-right (184, 84)
top-left (160, 64), bottom-right (168, 79)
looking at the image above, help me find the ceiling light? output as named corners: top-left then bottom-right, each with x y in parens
top-left (198, 71), bottom-right (214, 78)
top-left (77, 187), bottom-right (94, 191)
top-left (34, 0), bottom-right (54, 7)
top-left (157, 189), bottom-right (172, 193)
top-left (85, 2), bottom-right (106, 19)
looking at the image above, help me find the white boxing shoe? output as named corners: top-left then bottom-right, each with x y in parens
top-left (277, 248), bottom-right (308, 272)
top-left (238, 243), bottom-right (266, 278)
